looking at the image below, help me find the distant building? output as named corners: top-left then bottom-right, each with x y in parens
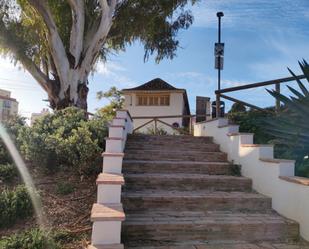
top-left (0, 89), bottom-right (18, 121)
top-left (122, 78), bottom-right (190, 133)
top-left (30, 108), bottom-right (50, 126)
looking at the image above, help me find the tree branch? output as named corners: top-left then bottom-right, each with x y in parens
top-left (0, 23), bottom-right (53, 95)
top-left (80, 0), bottom-right (118, 78)
top-left (67, 0), bottom-right (85, 68)
top-left (27, 0), bottom-right (70, 87)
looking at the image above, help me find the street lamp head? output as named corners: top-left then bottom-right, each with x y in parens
top-left (217, 12), bottom-right (224, 18)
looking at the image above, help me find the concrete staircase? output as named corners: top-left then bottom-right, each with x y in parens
top-left (121, 134), bottom-right (306, 249)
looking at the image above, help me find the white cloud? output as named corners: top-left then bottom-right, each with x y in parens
top-left (191, 0), bottom-right (309, 33)
top-left (95, 61), bottom-right (127, 76)
top-left (0, 58), bottom-right (47, 118)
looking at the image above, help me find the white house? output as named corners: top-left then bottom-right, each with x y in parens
top-left (0, 89), bottom-right (18, 121)
top-left (122, 78), bottom-right (190, 133)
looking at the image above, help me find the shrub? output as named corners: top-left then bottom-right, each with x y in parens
top-left (146, 126), bottom-right (168, 135)
top-left (0, 185), bottom-right (33, 228)
top-left (56, 182), bottom-right (75, 195)
top-left (264, 60), bottom-right (309, 177)
top-left (0, 164), bottom-right (17, 182)
top-left (18, 107), bottom-right (108, 174)
top-left (0, 116), bottom-right (26, 165)
top-left (0, 144), bottom-right (12, 165)
top-left (0, 228), bottom-right (59, 249)
top-left (228, 109), bottom-right (276, 144)
top-left (228, 107), bottom-right (308, 177)
top-left (229, 102), bottom-right (246, 113)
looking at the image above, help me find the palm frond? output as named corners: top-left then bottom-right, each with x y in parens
top-left (288, 67), bottom-right (309, 96)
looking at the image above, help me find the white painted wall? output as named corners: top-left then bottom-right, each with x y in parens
top-left (90, 110), bottom-right (133, 248)
top-left (124, 92), bottom-right (185, 134)
top-left (194, 118), bottom-right (309, 241)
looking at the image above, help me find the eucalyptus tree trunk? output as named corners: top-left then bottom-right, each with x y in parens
top-left (21, 0), bottom-right (118, 110)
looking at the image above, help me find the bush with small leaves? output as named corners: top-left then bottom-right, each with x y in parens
top-left (0, 185), bottom-right (33, 228)
top-left (0, 116), bottom-right (26, 165)
top-left (0, 228), bottom-right (59, 249)
top-left (18, 107), bottom-right (108, 174)
top-left (0, 164), bottom-right (17, 182)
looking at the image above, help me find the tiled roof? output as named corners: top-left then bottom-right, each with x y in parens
top-left (122, 78), bottom-right (184, 92)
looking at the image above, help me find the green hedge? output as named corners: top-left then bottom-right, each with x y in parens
top-left (0, 185), bottom-right (33, 228)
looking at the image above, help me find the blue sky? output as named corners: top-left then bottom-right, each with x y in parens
top-left (1, 0), bottom-right (309, 119)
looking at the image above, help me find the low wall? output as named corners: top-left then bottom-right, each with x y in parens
top-left (89, 110), bottom-right (133, 249)
top-left (194, 118), bottom-right (309, 241)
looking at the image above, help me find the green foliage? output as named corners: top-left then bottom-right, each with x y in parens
top-left (97, 87), bottom-right (124, 120)
top-left (0, 185), bottom-right (33, 228)
top-left (296, 159), bottom-right (309, 178)
top-left (228, 109), bottom-right (276, 144)
top-left (0, 164), bottom-right (17, 182)
top-left (265, 60), bottom-right (309, 176)
top-left (146, 126), bottom-right (168, 135)
top-left (18, 107), bottom-right (108, 174)
top-left (229, 102), bottom-right (246, 113)
top-left (0, 0), bottom-right (198, 84)
top-left (56, 182), bottom-right (75, 195)
top-left (0, 228), bottom-right (59, 249)
top-left (0, 145), bottom-right (12, 165)
top-left (228, 109), bottom-right (293, 165)
top-left (0, 115), bottom-right (26, 165)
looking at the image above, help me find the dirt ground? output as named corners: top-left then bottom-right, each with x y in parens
top-left (0, 164), bottom-right (98, 248)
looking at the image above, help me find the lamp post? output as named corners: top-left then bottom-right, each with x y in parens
top-left (215, 11), bottom-right (224, 118)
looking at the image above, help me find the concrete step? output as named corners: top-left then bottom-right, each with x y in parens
top-left (122, 191), bottom-right (271, 213)
top-left (123, 174), bottom-right (252, 192)
top-left (124, 241), bottom-right (309, 249)
top-left (88, 244), bottom-right (123, 249)
top-left (124, 150), bottom-right (228, 162)
top-left (122, 160), bottom-right (233, 175)
top-left (127, 135), bottom-right (213, 143)
top-left (122, 211), bottom-right (299, 245)
top-left (125, 143), bottom-right (220, 152)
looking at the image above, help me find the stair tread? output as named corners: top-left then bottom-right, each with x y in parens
top-left (125, 241), bottom-right (309, 249)
top-left (124, 173), bottom-right (249, 181)
top-left (123, 160), bottom-right (230, 165)
top-left (128, 135), bottom-right (212, 139)
top-left (125, 149), bottom-right (224, 154)
top-left (122, 190), bottom-right (267, 199)
top-left (124, 210), bottom-right (297, 225)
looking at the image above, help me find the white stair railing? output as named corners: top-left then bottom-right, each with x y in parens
top-left (194, 118), bottom-right (309, 241)
top-left (88, 110), bottom-right (133, 249)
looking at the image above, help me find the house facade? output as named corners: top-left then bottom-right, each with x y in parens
top-left (0, 89), bottom-right (18, 121)
top-left (122, 78), bottom-right (190, 133)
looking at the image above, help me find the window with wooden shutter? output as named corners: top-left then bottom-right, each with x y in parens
top-left (136, 94), bottom-right (170, 106)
